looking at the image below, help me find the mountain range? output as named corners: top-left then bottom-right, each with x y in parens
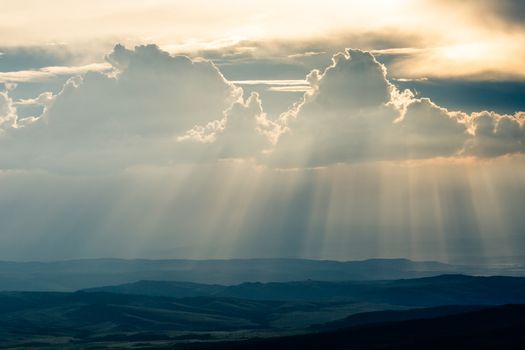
top-left (82, 274), bottom-right (525, 306)
top-left (1, 258), bottom-right (525, 348)
top-left (1, 257), bottom-right (523, 291)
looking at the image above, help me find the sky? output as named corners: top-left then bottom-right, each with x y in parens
top-left (0, 1), bottom-right (524, 263)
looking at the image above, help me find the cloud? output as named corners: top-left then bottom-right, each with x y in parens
top-left (0, 44), bottom-right (252, 171)
top-left (0, 63), bottom-right (112, 83)
top-left (0, 90), bottom-right (16, 129)
top-left (466, 111), bottom-right (525, 157)
top-left (1, 45), bottom-right (524, 173)
top-left (398, 98), bottom-right (467, 159)
top-left (267, 49), bottom-right (524, 167)
top-left (178, 92), bottom-right (279, 159)
top-left (213, 92), bottom-right (279, 157)
top-left (231, 80), bottom-right (311, 93)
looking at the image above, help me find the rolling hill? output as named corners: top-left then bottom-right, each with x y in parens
top-left (83, 274), bottom-right (525, 306)
top-left (184, 304), bottom-right (525, 350)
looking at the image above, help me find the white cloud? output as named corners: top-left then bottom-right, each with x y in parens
top-left (1, 45), bottom-right (524, 173)
top-left (13, 91), bottom-right (55, 107)
top-left (231, 80), bottom-right (308, 86)
top-left (0, 91), bottom-right (16, 129)
top-left (0, 63), bottom-right (112, 83)
top-left (231, 80), bottom-right (311, 92)
top-left (0, 44), bottom-right (249, 171)
top-left (267, 49), bottom-right (524, 167)
top-left (213, 92), bottom-right (280, 157)
top-left (178, 92), bottom-right (280, 158)
top-left (466, 111), bottom-right (525, 157)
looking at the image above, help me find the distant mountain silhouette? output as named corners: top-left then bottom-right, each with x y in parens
top-left (0, 258), bottom-right (466, 291)
top-left (83, 275), bottom-right (525, 306)
top-left (0, 259), bottom-right (458, 291)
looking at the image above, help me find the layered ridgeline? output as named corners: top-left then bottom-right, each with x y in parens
top-left (83, 275), bottom-right (525, 306)
top-left (0, 275), bottom-right (524, 348)
top-left (0, 258), bottom-right (522, 291)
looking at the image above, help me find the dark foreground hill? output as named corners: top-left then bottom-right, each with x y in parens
top-left (183, 304), bottom-right (525, 350)
top-left (0, 289), bottom-right (520, 349)
top-left (0, 258), bottom-right (462, 291)
top-left (1, 277), bottom-right (525, 349)
top-left (0, 291), bottom-right (406, 349)
top-left (83, 274), bottom-right (525, 306)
